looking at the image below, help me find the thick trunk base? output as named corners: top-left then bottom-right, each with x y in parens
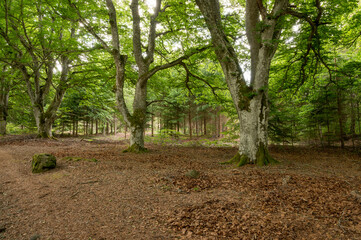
top-left (221, 144), bottom-right (278, 167)
top-left (123, 143), bottom-right (148, 153)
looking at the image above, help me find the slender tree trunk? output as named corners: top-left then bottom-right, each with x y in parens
top-left (73, 119), bottom-right (76, 136)
top-left (188, 107), bottom-right (192, 139)
top-left (203, 112), bottom-right (207, 136)
top-left (95, 120), bottom-right (98, 135)
top-left (336, 88), bottom-right (345, 148)
top-left (61, 121), bottom-right (65, 136)
top-left (357, 101), bottom-right (361, 134)
top-left (114, 115), bottom-right (117, 135)
top-left (218, 110), bottom-right (221, 137)
top-left (350, 91), bottom-right (356, 148)
top-left (125, 124), bottom-right (127, 139)
top-left (195, 110), bottom-right (199, 137)
top-left (183, 116), bottom-right (186, 135)
top-left (151, 114), bottom-right (154, 137)
top-left (91, 120), bottom-right (94, 135)
top-left (0, 91), bottom-right (9, 135)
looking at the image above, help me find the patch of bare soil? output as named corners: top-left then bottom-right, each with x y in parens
top-left (0, 136), bottom-right (360, 239)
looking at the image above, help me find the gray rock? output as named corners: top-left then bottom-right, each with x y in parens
top-left (32, 154), bottom-right (56, 173)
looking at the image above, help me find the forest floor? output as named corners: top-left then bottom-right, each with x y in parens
top-left (0, 135), bottom-right (360, 240)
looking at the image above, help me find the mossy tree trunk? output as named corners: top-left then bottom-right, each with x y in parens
top-left (101, 0), bottom-right (208, 153)
top-left (196, 0), bottom-right (289, 165)
top-left (0, 88), bottom-right (9, 136)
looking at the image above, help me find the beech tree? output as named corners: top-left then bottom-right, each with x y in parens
top-left (68, 0), bottom-right (208, 152)
top-left (0, 0), bottom-right (79, 137)
top-left (195, 0), bottom-right (358, 165)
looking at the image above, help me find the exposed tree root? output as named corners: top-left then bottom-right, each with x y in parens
top-left (220, 153), bottom-right (250, 167)
top-left (255, 143), bottom-right (279, 166)
top-left (221, 143), bottom-right (278, 167)
top-left (123, 143), bottom-right (148, 153)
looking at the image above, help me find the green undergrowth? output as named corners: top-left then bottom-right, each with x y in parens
top-left (145, 133), bottom-right (237, 148)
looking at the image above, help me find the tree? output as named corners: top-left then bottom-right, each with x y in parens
top-left (69, 0), bottom-right (208, 152)
top-left (195, 0), bottom-right (358, 165)
top-left (0, 0), bottom-right (80, 137)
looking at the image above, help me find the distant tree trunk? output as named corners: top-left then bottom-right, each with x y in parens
top-left (90, 120), bottom-right (94, 135)
top-left (188, 108), bottom-right (192, 139)
top-left (84, 120), bottom-right (87, 136)
top-left (125, 124), bottom-right (128, 139)
top-left (214, 110), bottom-right (218, 138)
top-left (183, 116), bottom-right (186, 135)
top-left (151, 114), bottom-right (154, 137)
top-left (0, 66), bottom-right (10, 135)
top-left (336, 88), bottom-right (345, 148)
top-left (350, 91), bottom-right (356, 148)
top-left (195, 118), bottom-right (199, 137)
top-left (357, 101), bottom-right (361, 134)
top-left (114, 115), bottom-right (117, 135)
top-left (76, 120), bottom-right (79, 136)
top-left (72, 119), bottom-right (76, 136)
top-left (218, 110), bottom-right (221, 137)
top-left (203, 112), bottom-right (207, 136)
top-left (0, 88), bottom-right (9, 135)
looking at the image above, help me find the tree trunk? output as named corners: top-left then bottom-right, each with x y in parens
top-left (203, 112), bottom-right (207, 136)
top-left (0, 91), bottom-right (9, 135)
top-left (350, 91), bottom-right (356, 148)
top-left (91, 120), bottom-right (94, 135)
top-left (126, 85), bottom-right (148, 152)
top-left (188, 107), bottom-right (192, 139)
top-left (73, 119), bottom-right (76, 136)
top-left (336, 88), bottom-right (345, 148)
top-left (95, 120), bottom-right (98, 134)
top-left (357, 101), bottom-right (361, 134)
top-left (114, 115), bottom-right (117, 135)
top-left (196, 0), bottom-right (287, 165)
top-left (151, 114), bottom-right (154, 137)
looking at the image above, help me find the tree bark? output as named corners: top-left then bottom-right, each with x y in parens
top-left (0, 75), bottom-right (9, 135)
top-left (196, 0), bottom-right (287, 165)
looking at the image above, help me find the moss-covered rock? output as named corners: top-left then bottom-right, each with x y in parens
top-left (32, 154), bottom-right (56, 173)
top-left (185, 169), bottom-right (200, 178)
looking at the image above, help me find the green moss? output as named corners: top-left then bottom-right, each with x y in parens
top-left (64, 156), bottom-right (98, 162)
top-left (238, 85), bottom-right (255, 111)
top-left (32, 154), bottom-right (56, 173)
top-left (237, 155), bottom-right (250, 167)
top-left (255, 143), bottom-right (278, 166)
top-left (123, 143), bottom-right (148, 153)
top-left (220, 144), bottom-right (277, 167)
top-left (130, 109), bottom-right (146, 127)
top-left (220, 152), bottom-right (249, 167)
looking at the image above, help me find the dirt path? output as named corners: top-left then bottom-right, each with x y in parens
top-left (0, 138), bottom-right (361, 239)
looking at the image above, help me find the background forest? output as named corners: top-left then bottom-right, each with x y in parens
top-left (0, 0), bottom-right (361, 149)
